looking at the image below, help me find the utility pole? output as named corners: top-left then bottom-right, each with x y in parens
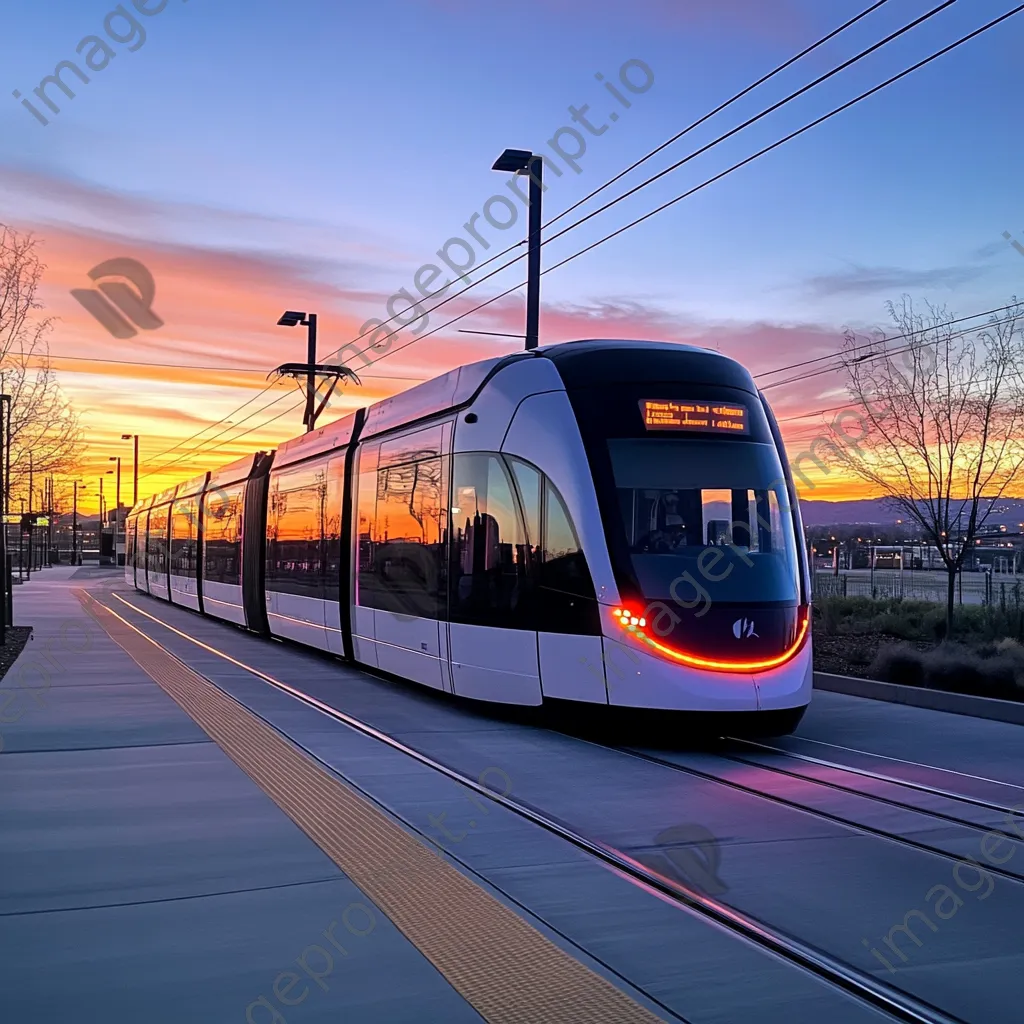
top-left (0, 394), bottom-right (7, 642)
top-left (99, 476), bottom-right (105, 563)
top-left (47, 474), bottom-right (53, 566)
top-left (109, 457), bottom-right (122, 564)
top-left (73, 481), bottom-right (78, 566)
top-left (122, 434), bottom-right (139, 505)
top-left (305, 313), bottom-right (317, 433)
top-left (524, 155), bottom-right (542, 351)
top-left (4, 395), bottom-right (10, 516)
top-left (491, 149), bottom-right (543, 350)
top-left (0, 394), bottom-right (8, 630)
top-left (275, 313), bottom-right (320, 432)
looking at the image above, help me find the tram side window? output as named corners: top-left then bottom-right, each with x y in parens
top-left (537, 479), bottom-right (599, 633)
top-left (365, 456), bottom-right (447, 618)
top-left (266, 464), bottom-right (332, 601)
top-left (140, 513), bottom-right (149, 569)
top-left (449, 454), bottom-right (532, 629)
top-left (125, 518), bottom-right (135, 569)
top-left (204, 485), bottom-right (243, 586)
top-left (147, 505), bottom-right (169, 576)
top-left (324, 456), bottom-right (345, 592)
top-left (509, 458), bottom-right (541, 553)
top-left (170, 497), bottom-right (199, 576)
top-left (354, 445), bottom-right (379, 607)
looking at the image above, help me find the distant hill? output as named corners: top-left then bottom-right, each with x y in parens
top-left (798, 497), bottom-right (1024, 528)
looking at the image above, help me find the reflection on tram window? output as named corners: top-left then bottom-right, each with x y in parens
top-left (267, 463), bottom-right (340, 600)
top-left (171, 496), bottom-right (199, 575)
top-left (147, 504), bottom-right (169, 576)
top-left (358, 453), bottom-right (447, 618)
top-left (509, 458), bottom-right (541, 548)
top-left (204, 485), bottom-right (243, 586)
top-left (538, 478), bottom-right (598, 632)
top-left (450, 454), bottom-right (532, 628)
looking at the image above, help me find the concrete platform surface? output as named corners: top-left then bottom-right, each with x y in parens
top-left (0, 571), bottom-right (487, 1024)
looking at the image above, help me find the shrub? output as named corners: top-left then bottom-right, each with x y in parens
top-left (871, 643), bottom-right (926, 688)
top-left (870, 641), bottom-right (1024, 702)
top-left (814, 596), bottom-right (1023, 645)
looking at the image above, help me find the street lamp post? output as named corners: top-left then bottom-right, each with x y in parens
top-left (109, 457), bottom-right (122, 564)
top-left (3, 394), bottom-right (9, 517)
top-left (121, 434), bottom-right (139, 506)
top-left (47, 474), bottom-right (53, 566)
top-left (0, 394), bottom-right (9, 642)
top-left (98, 476), bottom-right (105, 563)
top-left (276, 312), bottom-right (318, 431)
top-left (72, 482), bottom-right (89, 565)
top-left (492, 148), bottom-right (543, 351)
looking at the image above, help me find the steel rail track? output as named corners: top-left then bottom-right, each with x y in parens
top-left (107, 591), bottom-right (967, 1024)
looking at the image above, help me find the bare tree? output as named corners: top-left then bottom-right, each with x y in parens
top-left (827, 296), bottom-right (1024, 634)
top-left (0, 226), bottom-right (84, 507)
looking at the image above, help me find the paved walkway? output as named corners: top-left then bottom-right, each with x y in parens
top-left (0, 569), bottom-right (488, 1023)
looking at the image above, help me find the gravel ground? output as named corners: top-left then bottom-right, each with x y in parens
top-left (0, 626), bottom-right (34, 684)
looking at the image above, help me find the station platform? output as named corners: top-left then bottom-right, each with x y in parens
top-left (0, 568), bottom-right (673, 1023)
top-left (4, 568), bottom-right (1023, 1023)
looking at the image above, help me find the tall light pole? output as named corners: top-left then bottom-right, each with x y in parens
top-left (121, 434), bottom-right (138, 506)
top-left (108, 456), bottom-right (122, 523)
top-left (492, 148), bottom-right (543, 351)
top-left (47, 474), bottom-right (54, 566)
top-left (3, 394), bottom-right (9, 516)
top-left (109, 457), bottom-right (122, 566)
top-left (99, 476), bottom-right (105, 561)
top-left (72, 482), bottom-right (90, 565)
top-left (0, 394), bottom-right (8, 642)
top-left (276, 311), bottom-right (318, 431)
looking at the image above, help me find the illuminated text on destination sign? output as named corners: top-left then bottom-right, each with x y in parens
top-left (640, 399), bottom-right (747, 433)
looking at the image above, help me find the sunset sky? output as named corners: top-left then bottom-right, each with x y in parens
top-left (3, 0), bottom-right (1023, 512)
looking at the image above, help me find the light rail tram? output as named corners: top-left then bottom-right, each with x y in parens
top-left (125, 340), bottom-right (812, 734)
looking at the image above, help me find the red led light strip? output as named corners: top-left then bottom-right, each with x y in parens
top-left (611, 607), bottom-right (809, 673)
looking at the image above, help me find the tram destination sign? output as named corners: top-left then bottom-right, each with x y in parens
top-left (640, 399), bottom-right (747, 434)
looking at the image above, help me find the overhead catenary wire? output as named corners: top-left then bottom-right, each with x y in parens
top-left (344, 4), bottom-right (1024, 382)
top-left (334, 0), bottom-right (958, 372)
top-left (179, 290), bottom-right (1020, 486)
top-left (137, 0), bottom-right (911, 475)
top-left (137, 3), bottom-right (1024, 485)
top-left (40, 352), bottom-right (425, 379)
top-left (214, 3), bottom-right (984, 464)
top-left (323, 0), bottom-right (901, 358)
top-left (760, 309), bottom-right (1024, 392)
top-left (753, 302), bottom-right (1023, 380)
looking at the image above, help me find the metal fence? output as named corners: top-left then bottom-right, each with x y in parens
top-left (812, 569), bottom-right (1023, 607)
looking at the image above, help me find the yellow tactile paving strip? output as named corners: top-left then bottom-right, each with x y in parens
top-left (77, 590), bottom-right (666, 1024)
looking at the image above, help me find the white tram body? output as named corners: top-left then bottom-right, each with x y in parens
top-left (125, 341), bottom-right (812, 731)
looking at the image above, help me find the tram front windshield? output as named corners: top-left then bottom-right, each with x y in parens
top-left (608, 438), bottom-right (801, 606)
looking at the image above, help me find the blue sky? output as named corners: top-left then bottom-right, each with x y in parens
top-left (2, 0), bottom-right (1023, 495)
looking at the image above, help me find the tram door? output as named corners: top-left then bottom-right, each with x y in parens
top-left (442, 453), bottom-right (542, 705)
top-left (129, 518), bottom-right (138, 588)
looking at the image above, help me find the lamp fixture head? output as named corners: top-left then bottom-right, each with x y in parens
top-left (491, 148), bottom-right (533, 173)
